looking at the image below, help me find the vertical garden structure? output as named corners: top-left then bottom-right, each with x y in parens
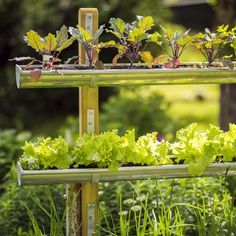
top-left (15, 8), bottom-right (236, 236)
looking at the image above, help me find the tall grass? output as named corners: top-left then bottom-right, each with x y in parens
top-left (99, 178), bottom-right (236, 236)
top-left (21, 189), bottom-right (66, 236)
top-left (16, 177), bottom-right (236, 236)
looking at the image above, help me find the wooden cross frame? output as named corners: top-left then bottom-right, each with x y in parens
top-left (67, 8), bottom-right (99, 236)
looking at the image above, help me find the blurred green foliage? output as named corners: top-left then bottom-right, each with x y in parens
top-left (0, 129), bottom-right (31, 190)
top-left (100, 87), bottom-right (187, 138)
top-left (0, 166), bottom-right (65, 236)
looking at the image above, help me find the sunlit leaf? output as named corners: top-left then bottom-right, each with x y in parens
top-left (92, 25), bottom-right (104, 42)
top-left (138, 16), bottom-right (154, 31)
top-left (178, 35), bottom-right (193, 46)
top-left (100, 40), bottom-right (117, 48)
top-left (205, 41), bottom-right (212, 48)
top-left (140, 51), bottom-right (153, 68)
top-left (56, 25), bottom-right (68, 47)
top-left (163, 27), bottom-right (174, 40)
top-left (148, 32), bottom-right (162, 45)
top-left (25, 30), bottom-right (44, 52)
top-left (217, 24), bottom-right (229, 33)
top-left (109, 18), bottom-right (126, 36)
top-left (44, 33), bottom-right (57, 53)
top-left (77, 25), bottom-right (92, 41)
top-left (57, 36), bottom-right (75, 52)
top-left (69, 26), bottom-right (91, 43)
top-left (128, 28), bottom-right (146, 42)
top-left (105, 29), bottom-right (123, 39)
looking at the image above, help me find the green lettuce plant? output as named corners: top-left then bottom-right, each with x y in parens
top-left (221, 123), bottom-right (236, 162)
top-left (72, 130), bottom-right (126, 170)
top-left (105, 16), bottom-right (162, 68)
top-left (171, 123), bottom-right (224, 175)
top-left (19, 123), bottom-right (236, 175)
top-left (20, 136), bottom-right (72, 170)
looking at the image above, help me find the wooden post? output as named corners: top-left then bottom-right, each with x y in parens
top-left (66, 8), bottom-right (99, 236)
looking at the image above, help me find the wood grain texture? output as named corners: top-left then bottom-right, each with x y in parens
top-left (79, 8), bottom-right (99, 236)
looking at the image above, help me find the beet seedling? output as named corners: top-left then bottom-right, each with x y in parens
top-left (105, 16), bottom-right (162, 68)
top-left (25, 25), bottom-right (75, 68)
top-left (160, 27), bottom-right (192, 68)
top-left (192, 25), bottom-right (232, 67)
top-left (69, 25), bottom-right (104, 68)
top-left (10, 25), bottom-right (75, 70)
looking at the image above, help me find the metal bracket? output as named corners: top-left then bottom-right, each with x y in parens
top-left (87, 203), bottom-right (95, 236)
top-left (85, 13), bottom-right (93, 34)
top-left (85, 13), bottom-right (93, 63)
top-left (91, 174), bottom-right (100, 183)
top-left (87, 109), bottom-right (94, 133)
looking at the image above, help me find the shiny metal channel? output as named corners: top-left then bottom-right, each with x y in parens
top-left (16, 64), bottom-right (236, 89)
top-left (17, 162), bottom-right (236, 186)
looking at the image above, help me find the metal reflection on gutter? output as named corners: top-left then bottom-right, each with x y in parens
top-left (17, 162), bottom-right (236, 186)
top-left (15, 64), bottom-right (236, 89)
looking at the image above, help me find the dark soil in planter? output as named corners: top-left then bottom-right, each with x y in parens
top-left (21, 62), bottom-right (235, 71)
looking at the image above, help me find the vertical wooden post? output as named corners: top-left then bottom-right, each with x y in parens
top-left (66, 8), bottom-right (99, 236)
top-left (79, 9), bottom-right (99, 235)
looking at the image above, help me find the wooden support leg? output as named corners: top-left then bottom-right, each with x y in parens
top-left (66, 184), bottom-right (82, 236)
top-left (81, 183), bottom-right (99, 235)
top-left (67, 8), bottom-right (99, 236)
top-left (66, 86), bottom-right (99, 236)
top-left (79, 86), bottom-right (99, 236)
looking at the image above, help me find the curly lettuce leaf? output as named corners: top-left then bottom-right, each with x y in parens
top-left (20, 136), bottom-right (72, 170)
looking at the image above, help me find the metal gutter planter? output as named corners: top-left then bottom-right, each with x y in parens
top-left (16, 63), bottom-right (236, 89)
top-left (17, 161), bottom-right (236, 186)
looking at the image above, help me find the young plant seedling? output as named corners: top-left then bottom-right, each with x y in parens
top-left (160, 26), bottom-right (192, 68)
top-left (9, 25), bottom-right (75, 82)
top-left (105, 16), bottom-right (162, 68)
top-left (69, 24), bottom-right (104, 68)
top-left (24, 25), bottom-right (75, 69)
top-left (192, 25), bottom-right (232, 67)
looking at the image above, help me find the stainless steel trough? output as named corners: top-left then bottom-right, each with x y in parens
top-left (17, 162), bottom-right (236, 186)
top-left (15, 63), bottom-right (236, 89)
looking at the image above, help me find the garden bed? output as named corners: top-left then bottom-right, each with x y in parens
top-left (16, 63), bottom-right (236, 88)
top-left (17, 161), bottom-right (236, 186)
